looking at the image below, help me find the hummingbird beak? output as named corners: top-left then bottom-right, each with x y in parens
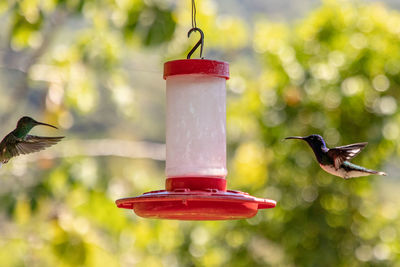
top-left (34, 121), bottom-right (58, 129)
top-left (284, 136), bottom-right (305, 140)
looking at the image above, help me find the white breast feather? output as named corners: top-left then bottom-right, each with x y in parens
top-left (319, 164), bottom-right (371, 179)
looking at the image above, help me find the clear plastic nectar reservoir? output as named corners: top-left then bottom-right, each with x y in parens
top-left (166, 74), bottom-right (227, 178)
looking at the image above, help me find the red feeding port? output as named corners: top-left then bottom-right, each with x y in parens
top-left (116, 59), bottom-right (276, 220)
top-left (116, 177), bottom-right (276, 220)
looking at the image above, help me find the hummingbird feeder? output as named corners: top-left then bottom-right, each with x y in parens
top-left (116, 8), bottom-right (276, 219)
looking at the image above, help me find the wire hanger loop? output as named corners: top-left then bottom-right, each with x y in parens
top-left (187, 0), bottom-right (204, 59)
top-left (187, 27), bottom-right (204, 59)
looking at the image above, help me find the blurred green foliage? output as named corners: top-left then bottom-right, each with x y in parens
top-left (0, 0), bottom-right (400, 266)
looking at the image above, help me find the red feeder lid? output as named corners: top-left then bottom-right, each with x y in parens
top-left (116, 177), bottom-right (276, 220)
top-left (164, 59), bottom-right (229, 80)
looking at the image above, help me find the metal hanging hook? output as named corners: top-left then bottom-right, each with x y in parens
top-left (187, 27), bottom-right (204, 59)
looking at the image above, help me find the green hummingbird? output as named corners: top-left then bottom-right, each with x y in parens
top-left (0, 116), bottom-right (64, 166)
top-left (285, 134), bottom-right (387, 179)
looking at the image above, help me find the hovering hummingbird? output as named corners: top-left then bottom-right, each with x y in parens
top-left (0, 116), bottom-right (64, 166)
top-left (285, 134), bottom-right (386, 179)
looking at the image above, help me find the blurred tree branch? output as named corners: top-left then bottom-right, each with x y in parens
top-left (23, 139), bottom-right (166, 161)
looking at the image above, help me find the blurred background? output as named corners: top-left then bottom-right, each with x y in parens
top-left (1, 0), bottom-right (400, 266)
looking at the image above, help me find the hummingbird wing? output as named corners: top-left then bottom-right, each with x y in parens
top-left (11, 135), bottom-right (64, 157)
top-left (327, 142), bottom-right (368, 170)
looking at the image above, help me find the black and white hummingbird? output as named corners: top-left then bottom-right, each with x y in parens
top-left (0, 116), bottom-right (64, 166)
top-left (285, 134), bottom-right (386, 179)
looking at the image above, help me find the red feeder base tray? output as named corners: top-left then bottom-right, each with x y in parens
top-left (116, 178), bottom-right (276, 220)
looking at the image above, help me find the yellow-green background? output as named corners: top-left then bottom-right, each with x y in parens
top-left (0, 0), bottom-right (399, 266)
